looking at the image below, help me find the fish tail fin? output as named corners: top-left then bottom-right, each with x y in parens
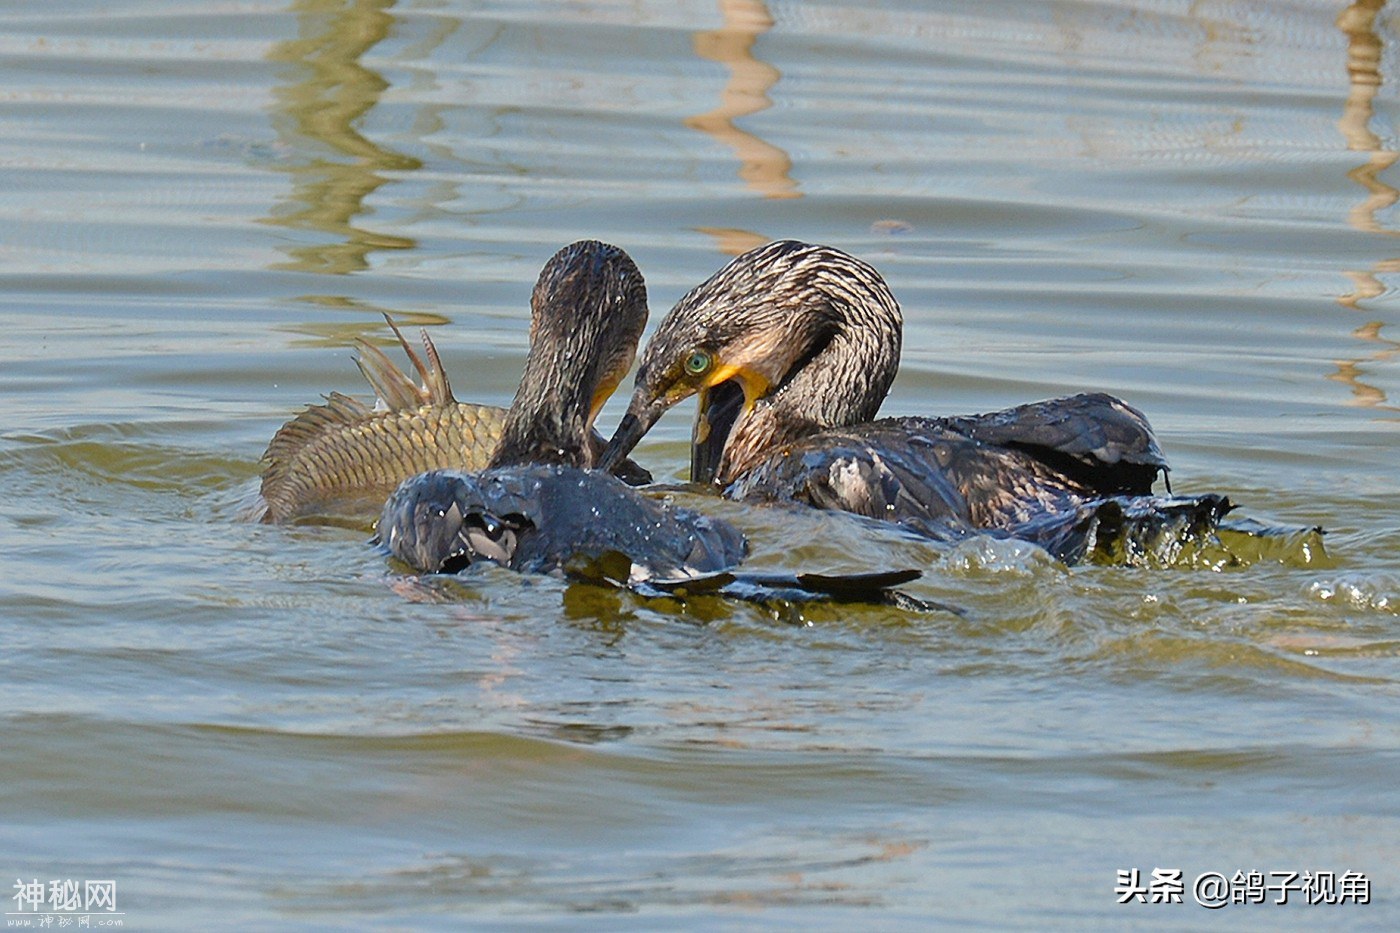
top-left (258, 391), bottom-right (374, 522)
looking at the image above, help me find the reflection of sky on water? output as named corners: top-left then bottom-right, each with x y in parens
top-left (2, 5), bottom-right (1400, 928)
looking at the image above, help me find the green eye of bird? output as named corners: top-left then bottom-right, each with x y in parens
top-left (684, 350), bottom-right (711, 376)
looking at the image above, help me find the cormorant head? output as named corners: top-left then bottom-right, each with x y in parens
top-left (490, 240), bottom-right (649, 469)
top-left (600, 240), bottom-right (902, 485)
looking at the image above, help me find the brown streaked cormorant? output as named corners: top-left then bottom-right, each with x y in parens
top-left (600, 239), bottom-right (1241, 564)
top-left (376, 239), bottom-right (921, 602)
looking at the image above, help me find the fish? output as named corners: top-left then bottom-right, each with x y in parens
top-left (257, 318), bottom-right (511, 524)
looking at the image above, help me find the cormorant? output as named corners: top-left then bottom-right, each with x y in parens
top-left (258, 273), bottom-right (648, 525)
top-left (600, 239), bottom-right (1242, 564)
top-left (377, 239), bottom-right (921, 601)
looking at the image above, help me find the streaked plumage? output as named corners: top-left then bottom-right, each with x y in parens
top-left (372, 240), bottom-right (921, 602)
top-left (601, 239), bottom-right (1250, 563)
top-left (374, 239), bottom-right (744, 580)
top-left (366, 239), bottom-right (924, 602)
top-left (258, 261), bottom-right (647, 524)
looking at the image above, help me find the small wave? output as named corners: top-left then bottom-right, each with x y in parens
top-left (1308, 573), bottom-right (1399, 616)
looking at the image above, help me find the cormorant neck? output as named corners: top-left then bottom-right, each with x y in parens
top-left (489, 330), bottom-right (597, 470)
top-left (717, 292), bottom-right (901, 484)
top-left (488, 239), bottom-right (646, 472)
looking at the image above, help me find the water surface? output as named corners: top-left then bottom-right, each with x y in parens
top-left (2, 0), bottom-right (1398, 928)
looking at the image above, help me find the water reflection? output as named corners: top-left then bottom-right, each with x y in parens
top-left (685, 0), bottom-right (800, 202)
top-left (1185, 2), bottom-right (1256, 77)
top-left (1328, 322), bottom-right (1400, 410)
top-left (1332, 0), bottom-right (1399, 412)
top-left (278, 295), bottom-right (449, 347)
top-left (695, 225), bottom-right (770, 256)
top-left (264, 0), bottom-right (421, 275)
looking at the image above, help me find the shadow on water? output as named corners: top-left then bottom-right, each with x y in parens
top-left (1333, 0), bottom-right (1400, 415)
top-left (262, 0), bottom-right (420, 276)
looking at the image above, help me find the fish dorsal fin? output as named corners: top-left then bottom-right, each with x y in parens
top-left (263, 391), bottom-right (373, 466)
top-left (354, 315), bottom-right (456, 411)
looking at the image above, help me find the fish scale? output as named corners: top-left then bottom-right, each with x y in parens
top-left (256, 316), bottom-right (649, 524)
top-left (259, 390), bottom-right (508, 523)
top-left (257, 318), bottom-right (513, 523)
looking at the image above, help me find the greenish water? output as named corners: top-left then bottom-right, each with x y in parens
top-left (2, 0), bottom-right (1398, 928)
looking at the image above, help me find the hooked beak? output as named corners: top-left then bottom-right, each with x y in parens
top-left (599, 395), bottom-right (669, 473)
top-left (602, 364), bottom-right (769, 482)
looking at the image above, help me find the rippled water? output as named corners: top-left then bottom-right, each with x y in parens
top-left (2, 0), bottom-right (1398, 928)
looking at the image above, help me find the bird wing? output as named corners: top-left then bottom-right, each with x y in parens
top-left (933, 392), bottom-right (1168, 494)
top-left (726, 424), bottom-right (983, 540)
top-left (727, 396), bottom-right (1167, 537)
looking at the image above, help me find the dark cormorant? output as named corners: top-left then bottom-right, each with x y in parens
top-left (377, 239), bottom-right (920, 601)
top-left (600, 239), bottom-right (1240, 564)
top-left (258, 279), bottom-right (649, 525)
